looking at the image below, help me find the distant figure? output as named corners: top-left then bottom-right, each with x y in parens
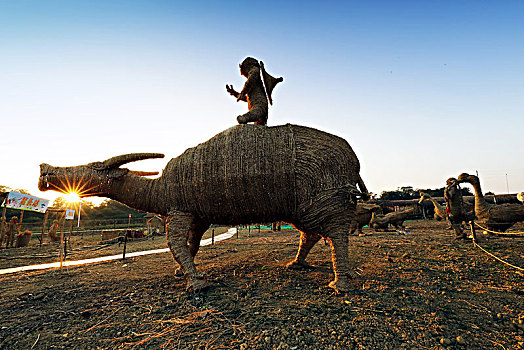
top-left (6, 216), bottom-right (20, 248)
top-left (226, 57), bottom-right (283, 126)
top-left (48, 219), bottom-right (61, 243)
top-left (444, 178), bottom-right (466, 240)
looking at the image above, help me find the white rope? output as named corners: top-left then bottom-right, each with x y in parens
top-left (473, 221), bottom-right (524, 235)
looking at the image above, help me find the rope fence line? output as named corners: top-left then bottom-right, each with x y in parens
top-left (472, 221), bottom-right (524, 236)
top-left (467, 222), bottom-right (524, 275)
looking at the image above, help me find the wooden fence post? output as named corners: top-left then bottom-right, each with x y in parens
top-left (41, 211), bottom-right (49, 247)
top-left (59, 223), bottom-right (64, 268)
top-left (19, 210), bottom-right (24, 232)
top-left (1, 205), bottom-right (7, 248)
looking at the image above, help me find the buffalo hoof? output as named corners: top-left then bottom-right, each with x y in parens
top-left (195, 271), bottom-right (207, 279)
top-left (187, 278), bottom-right (210, 292)
top-left (176, 268), bottom-right (206, 278)
top-left (328, 279), bottom-right (352, 294)
top-left (286, 260), bottom-right (313, 270)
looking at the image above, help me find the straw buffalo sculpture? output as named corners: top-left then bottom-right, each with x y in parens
top-left (418, 191), bottom-right (474, 228)
top-left (39, 124), bottom-right (368, 293)
top-left (349, 203), bottom-right (381, 235)
top-left (370, 207), bottom-right (416, 232)
top-left (418, 192), bottom-right (448, 221)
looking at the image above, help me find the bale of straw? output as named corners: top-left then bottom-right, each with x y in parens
top-left (350, 203), bottom-right (381, 234)
top-left (15, 230), bottom-right (32, 247)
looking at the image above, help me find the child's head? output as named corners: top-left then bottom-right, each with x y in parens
top-left (239, 57), bottom-right (260, 77)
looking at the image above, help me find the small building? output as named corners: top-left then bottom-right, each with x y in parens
top-left (145, 213), bottom-right (165, 235)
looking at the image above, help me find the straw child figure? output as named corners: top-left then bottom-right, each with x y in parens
top-left (226, 57), bottom-right (283, 126)
top-left (48, 219), bottom-right (61, 243)
top-left (444, 177), bottom-right (466, 240)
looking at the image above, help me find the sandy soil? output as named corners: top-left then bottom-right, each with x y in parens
top-left (0, 220), bottom-right (523, 349)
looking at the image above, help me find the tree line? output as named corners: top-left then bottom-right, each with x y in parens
top-left (378, 186), bottom-right (473, 201)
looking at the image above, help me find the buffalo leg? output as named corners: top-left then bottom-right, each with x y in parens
top-left (188, 221), bottom-right (211, 257)
top-left (166, 210), bottom-right (208, 291)
top-left (174, 220), bottom-right (210, 276)
top-left (296, 189), bottom-right (355, 293)
top-left (287, 231), bottom-right (321, 269)
top-left (325, 229), bottom-right (352, 293)
top-left (349, 221), bottom-right (359, 235)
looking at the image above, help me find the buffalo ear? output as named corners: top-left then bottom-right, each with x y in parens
top-left (108, 168), bottom-right (129, 179)
top-left (129, 170), bottom-right (159, 177)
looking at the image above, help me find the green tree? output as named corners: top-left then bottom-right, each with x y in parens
top-left (380, 186), bottom-right (473, 200)
top-left (380, 186), bottom-right (417, 200)
top-left (51, 197), bottom-right (67, 209)
top-left (86, 199), bottom-right (147, 220)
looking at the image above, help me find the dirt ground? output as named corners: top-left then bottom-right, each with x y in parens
top-left (0, 220), bottom-right (523, 349)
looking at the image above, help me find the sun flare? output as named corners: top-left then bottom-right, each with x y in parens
top-left (64, 192), bottom-right (81, 203)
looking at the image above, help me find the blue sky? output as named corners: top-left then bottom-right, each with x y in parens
top-left (1, 1), bottom-right (523, 205)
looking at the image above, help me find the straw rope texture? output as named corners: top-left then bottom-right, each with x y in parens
top-left (164, 123), bottom-right (363, 226)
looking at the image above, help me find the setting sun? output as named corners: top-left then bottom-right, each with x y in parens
top-left (64, 192), bottom-right (81, 203)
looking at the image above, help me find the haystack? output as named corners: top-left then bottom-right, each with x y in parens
top-left (15, 231), bottom-right (32, 248)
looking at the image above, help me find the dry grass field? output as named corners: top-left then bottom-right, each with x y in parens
top-left (0, 220), bottom-right (523, 349)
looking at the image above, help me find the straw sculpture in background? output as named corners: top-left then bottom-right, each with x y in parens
top-left (5, 216), bottom-right (19, 248)
top-left (47, 219), bottom-right (61, 243)
top-left (418, 192), bottom-right (448, 222)
top-left (444, 178), bottom-right (467, 239)
top-left (39, 124), bottom-right (368, 293)
top-left (458, 173), bottom-right (524, 232)
top-left (349, 203), bottom-right (381, 235)
top-left (370, 207), bottom-right (416, 232)
top-left (369, 212), bottom-right (389, 231)
top-left (15, 231), bottom-right (32, 248)
top-left (226, 57), bottom-right (283, 126)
